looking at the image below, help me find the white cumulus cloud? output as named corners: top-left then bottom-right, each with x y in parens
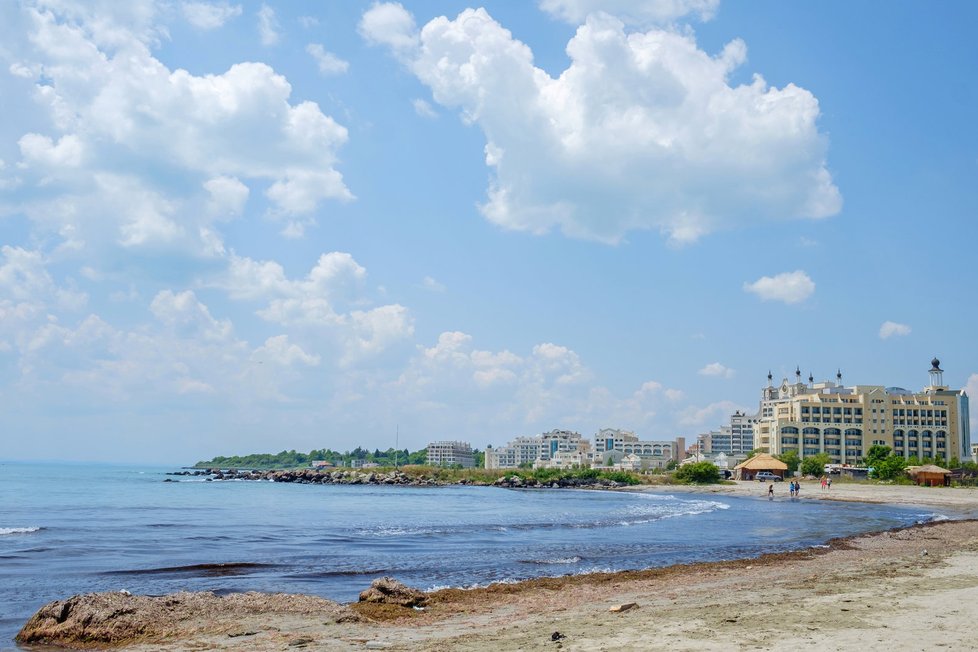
top-left (744, 270), bottom-right (815, 304)
top-left (363, 5), bottom-right (841, 244)
top-left (359, 2), bottom-right (418, 54)
top-left (879, 321), bottom-right (911, 340)
top-left (217, 252), bottom-right (414, 364)
top-left (6, 5), bottom-right (352, 258)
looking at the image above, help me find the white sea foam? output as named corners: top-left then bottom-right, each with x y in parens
top-left (0, 527), bottom-right (41, 536)
top-left (521, 556), bottom-right (582, 565)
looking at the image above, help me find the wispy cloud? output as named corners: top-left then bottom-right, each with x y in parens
top-left (181, 2), bottom-right (242, 30)
top-left (879, 321), bottom-right (911, 339)
top-left (698, 362), bottom-right (734, 378)
top-left (412, 98), bottom-right (438, 119)
top-left (257, 3), bottom-right (281, 45)
top-left (306, 43), bottom-right (349, 75)
top-left (421, 276), bottom-right (445, 292)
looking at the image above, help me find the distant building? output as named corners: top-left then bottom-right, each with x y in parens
top-left (350, 460), bottom-right (381, 469)
top-left (697, 412), bottom-right (756, 459)
top-left (486, 429), bottom-right (586, 469)
top-left (426, 440), bottom-right (475, 468)
top-left (752, 359), bottom-right (971, 464)
top-left (593, 428), bottom-right (679, 468)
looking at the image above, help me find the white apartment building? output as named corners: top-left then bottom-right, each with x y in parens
top-left (593, 428), bottom-right (680, 466)
top-left (485, 429), bottom-right (586, 469)
top-left (426, 440), bottom-right (475, 468)
top-left (701, 411), bottom-right (757, 457)
top-left (752, 360), bottom-right (970, 464)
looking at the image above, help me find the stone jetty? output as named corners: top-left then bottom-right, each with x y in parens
top-left (165, 468), bottom-right (630, 489)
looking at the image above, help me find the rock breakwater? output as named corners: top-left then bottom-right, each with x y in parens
top-left (166, 468), bottom-right (631, 489)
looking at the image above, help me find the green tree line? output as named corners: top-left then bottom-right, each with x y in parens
top-left (196, 446), bottom-right (485, 469)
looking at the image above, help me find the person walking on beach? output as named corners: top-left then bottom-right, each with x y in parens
top-left (827, 476), bottom-right (832, 489)
top-left (820, 476), bottom-right (827, 490)
top-left (768, 483), bottom-right (774, 499)
top-left (789, 480), bottom-right (795, 498)
top-left (795, 481), bottom-right (801, 498)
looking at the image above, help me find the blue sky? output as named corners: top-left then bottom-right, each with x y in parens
top-left (1, 0), bottom-right (975, 464)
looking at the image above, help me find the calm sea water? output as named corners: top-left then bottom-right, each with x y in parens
top-left (0, 462), bottom-right (952, 646)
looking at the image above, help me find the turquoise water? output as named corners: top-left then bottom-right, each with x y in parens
top-left (0, 462), bottom-right (950, 646)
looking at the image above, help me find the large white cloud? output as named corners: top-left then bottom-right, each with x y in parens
top-left (362, 5), bottom-right (841, 244)
top-left (539, 0), bottom-right (719, 26)
top-left (3, 2), bottom-right (352, 258)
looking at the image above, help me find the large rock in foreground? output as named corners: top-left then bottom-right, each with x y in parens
top-left (17, 590), bottom-right (358, 648)
top-left (358, 577), bottom-right (428, 607)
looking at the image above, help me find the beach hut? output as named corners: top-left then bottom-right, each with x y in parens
top-left (733, 454), bottom-right (788, 481)
top-left (908, 464), bottom-right (951, 487)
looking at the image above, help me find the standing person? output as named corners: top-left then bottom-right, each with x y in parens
top-left (768, 483), bottom-right (774, 499)
top-left (795, 481), bottom-right (801, 499)
top-left (789, 480), bottom-right (795, 498)
top-left (821, 476), bottom-right (827, 490)
top-left (827, 476), bottom-right (832, 490)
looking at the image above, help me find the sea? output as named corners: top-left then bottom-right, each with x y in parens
top-left (0, 462), bottom-right (958, 647)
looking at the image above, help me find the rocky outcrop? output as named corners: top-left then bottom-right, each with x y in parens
top-left (358, 577), bottom-right (428, 608)
top-left (16, 591), bottom-right (357, 648)
top-left (168, 468), bottom-right (633, 489)
top-left (492, 475), bottom-right (626, 489)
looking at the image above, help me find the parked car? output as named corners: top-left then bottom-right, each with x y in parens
top-left (755, 471), bottom-right (783, 482)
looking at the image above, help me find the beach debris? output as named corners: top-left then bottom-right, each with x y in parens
top-left (551, 631), bottom-right (565, 641)
top-left (609, 603), bottom-right (638, 613)
top-left (358, 577), bottom-right (429, 608)
top-left (228, 630), bottom-right (258, 638)
top-left (366, 642), bottom-right (389, 650)
top-left (289, 636), bottom-right (314, 647)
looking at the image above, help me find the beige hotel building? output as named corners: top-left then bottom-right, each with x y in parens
top-left (753, 359), bottom-right (970, 464)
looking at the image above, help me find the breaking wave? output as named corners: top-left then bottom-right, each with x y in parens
top-left (0, 527), bottom-right (41, 536)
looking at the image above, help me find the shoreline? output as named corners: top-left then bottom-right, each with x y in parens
top-left (631, 479), bottom-right (978, 513)
top-left (16, 483), bottom-right (978, 651)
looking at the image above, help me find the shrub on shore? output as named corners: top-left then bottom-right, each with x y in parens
top-left (673, 461), bottom-right (721, 484)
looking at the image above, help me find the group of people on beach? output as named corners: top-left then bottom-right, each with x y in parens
top-left (819, 475), bottom-right (833, 490)
top-left (767, 479), bottom-right (805, 500)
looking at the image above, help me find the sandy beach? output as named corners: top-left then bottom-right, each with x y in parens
top-left (18, 482), bottom-right (978, 651)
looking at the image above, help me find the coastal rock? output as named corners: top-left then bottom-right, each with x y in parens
top-left (358, 577), bottom-right (428, 608)
top-left (16, 591), bottom-right (358, 648)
